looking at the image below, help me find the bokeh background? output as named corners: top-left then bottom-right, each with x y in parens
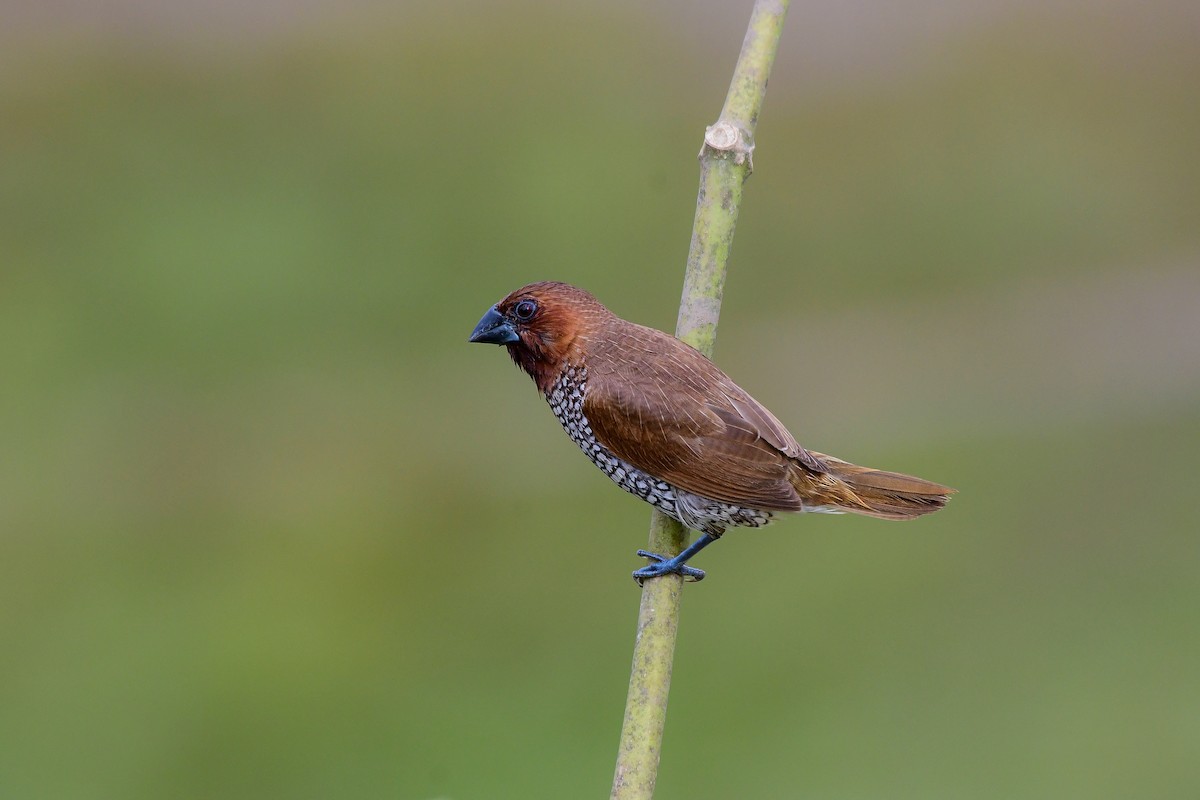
top-left (3, 0), bottom-right (1198, 797)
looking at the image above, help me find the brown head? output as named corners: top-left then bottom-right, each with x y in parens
top-left (468, 281), bottom-right (612, 391)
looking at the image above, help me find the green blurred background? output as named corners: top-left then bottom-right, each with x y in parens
top-left (3, 1), bottom-right (1198, 797)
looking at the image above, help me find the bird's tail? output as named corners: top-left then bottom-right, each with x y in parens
top-left (799, 452), bottom-right (956, 520)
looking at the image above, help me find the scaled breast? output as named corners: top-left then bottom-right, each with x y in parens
top-left (544, 367), bottom-right (774, 535)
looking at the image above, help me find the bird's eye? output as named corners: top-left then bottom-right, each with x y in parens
top-left (513, 299), bottom-right (538, 321)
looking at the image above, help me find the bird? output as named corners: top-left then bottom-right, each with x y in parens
top-left (468, 281), bottom-right (954, 584)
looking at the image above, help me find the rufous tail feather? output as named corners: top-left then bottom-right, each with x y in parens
top-left (799, 453), bottom-right (955, 520)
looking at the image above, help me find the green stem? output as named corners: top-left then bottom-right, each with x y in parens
top-left (609, 2), bottom-right (790, 799)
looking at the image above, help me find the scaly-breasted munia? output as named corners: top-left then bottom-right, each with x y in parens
top-left (469, 281), bottom-right (953, 583)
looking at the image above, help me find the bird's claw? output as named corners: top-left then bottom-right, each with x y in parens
top-left (632, 549), bottom-right (707, 586)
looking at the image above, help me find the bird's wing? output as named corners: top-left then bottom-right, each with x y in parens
top-left (581, 325), bottom-right (820, 511)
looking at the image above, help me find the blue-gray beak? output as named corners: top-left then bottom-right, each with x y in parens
top-left (468, 305), bottom-right (520, 345)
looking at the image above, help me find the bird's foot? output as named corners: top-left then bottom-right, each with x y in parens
top-left (632, 549), bottom-right (706, 586)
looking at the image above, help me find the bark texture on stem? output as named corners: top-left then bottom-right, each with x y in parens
top-left (610, 2), bottom-right (790, 799)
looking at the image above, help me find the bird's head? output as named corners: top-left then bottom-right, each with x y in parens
top-left (468, 281), bottom-right (610, 391)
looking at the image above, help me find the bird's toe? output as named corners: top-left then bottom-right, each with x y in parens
top-left (631, 553), bottom-right (706, 586)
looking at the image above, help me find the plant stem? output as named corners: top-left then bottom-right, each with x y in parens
top-left (609, 2), bottom-right (790, 799)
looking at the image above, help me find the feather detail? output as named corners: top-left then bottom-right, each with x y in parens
top-left (581, 321), bottom-right (806, 512)
top-left (803, 453), bottom-right (956, 520)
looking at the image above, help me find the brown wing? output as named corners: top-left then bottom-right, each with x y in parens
top-left (581, 322), bottom-right (821, 511)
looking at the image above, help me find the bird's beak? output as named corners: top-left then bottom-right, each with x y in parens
top-left (468, 305), bottom-right (520, 345)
